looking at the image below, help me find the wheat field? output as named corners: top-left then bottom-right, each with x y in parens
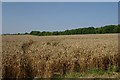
top-left (2, 34), bottom-right (120, 79)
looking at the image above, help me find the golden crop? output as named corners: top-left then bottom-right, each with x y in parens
top-left (2, 34), bottom-right (120, 79)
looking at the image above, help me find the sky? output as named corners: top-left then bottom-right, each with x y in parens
top-left (0, 2), bottom-right (2, 34)
top-left (2, 2), bottom-right (118, 34)
top-left (2, 0), bottom-right (120, 2)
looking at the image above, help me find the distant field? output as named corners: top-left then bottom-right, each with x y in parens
top-left (2, 34), bottom-right (120, 79)
top-left (0, 36), bottom-right (2, 78)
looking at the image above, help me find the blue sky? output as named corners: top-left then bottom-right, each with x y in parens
top-left (2, 0), bottom-right (120, 2)
top-left (0, 2), bottom-right (1, 34)
top-left (2, 2), bottom-right (118, 34)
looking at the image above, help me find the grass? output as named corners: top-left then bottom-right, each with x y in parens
top-left (64, 72), bottom-right (86, 78)
top-left (87, 69), bottom-right (105, 75)
top-left (64, 68), bottom-right (120, 78)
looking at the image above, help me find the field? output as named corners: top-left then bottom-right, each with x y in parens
top-left (2, 34), bottom-right (120, 79)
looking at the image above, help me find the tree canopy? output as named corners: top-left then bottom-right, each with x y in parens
top-left (3, 25), bottom-right (120, 35)
top-left (30, 25), bottom-right (120, 36)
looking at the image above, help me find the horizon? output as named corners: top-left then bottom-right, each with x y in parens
top-left (2, 24), bottom-right (119, 34)
top-left (2, 24), bottom-right (118, 34)
top-left (2, 2), bottom-right (118, 34)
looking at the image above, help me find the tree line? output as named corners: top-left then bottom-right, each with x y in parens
top-left (3, 25), bottom-right (120, 35)
top-left (30, 25), bottom-right (120, 36)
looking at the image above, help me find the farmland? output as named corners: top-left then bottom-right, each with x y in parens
top-left (2, 34), bottom-right (120, 79)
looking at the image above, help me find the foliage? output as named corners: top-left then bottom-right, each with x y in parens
top-left (30, 25), bottom-right (120, 36)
